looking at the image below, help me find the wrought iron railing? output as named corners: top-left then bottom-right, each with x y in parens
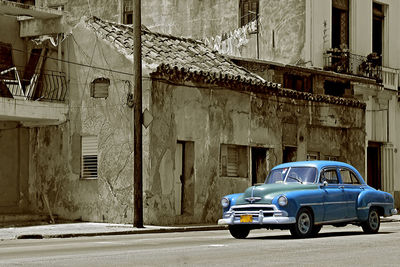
top-left (0, 67), bottom-right (67, 102)
top-left (324, 49), bottom-right (382, 83)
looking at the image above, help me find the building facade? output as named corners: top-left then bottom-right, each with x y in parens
top-left (34, 0), bottom-right (400, 207)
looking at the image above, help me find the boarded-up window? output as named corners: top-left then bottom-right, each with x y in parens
top-left (81, 136), bottom-right (98, 179)
top-left (220, 144), bottom-right (248, 177)
top-left (90, 78), bottom-right (109, 98)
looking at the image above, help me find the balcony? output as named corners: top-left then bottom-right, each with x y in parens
top-left (0, 67), bottom-right (67, 102)
top-left (324, 49), bottom-right (382, 83)
top-left (0, 67), bottom-right (68, 125)
top-left (381, 67), bottom-right (399, 91)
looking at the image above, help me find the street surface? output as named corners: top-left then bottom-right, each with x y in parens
top-left (0, 221), bottom-right (399, 266)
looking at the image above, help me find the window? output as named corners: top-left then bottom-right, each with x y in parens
top-left (283, 74), bottom-right (312, 93)
top-left (373, 2), bottom-right (384, 65)
top-left (81, 136), bottom-right (98, 179)
top-left (340, 169), bottom-right (361, 184)
top-left (320, 169), bottom-right (339, 184)
top-left (307, 152), bottom-right (320, 161)
top-left (220, 144), bottom-right (248, 177)
top-left (325, 156), bottom-right (338, 161)
top-left (332, 0), bottom-right (349, 49)
top-left (239, 0), bottom-right (259, 27)
top-left (123, 0), bottom-right (133, 24)
top-left (90, 78), bottom-right (110, 98)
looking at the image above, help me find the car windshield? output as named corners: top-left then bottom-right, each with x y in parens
top-left (265, 167), bottom-right (317, 184)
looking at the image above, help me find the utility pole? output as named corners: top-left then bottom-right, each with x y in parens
top-left (133, 0), bottom-right (143, 228)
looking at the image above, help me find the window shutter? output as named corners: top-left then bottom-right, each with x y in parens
top-left (90, 78), bottom-right (109, 98)
top-left (227, 146), bottom-right (239, 176)
top-left (82, 136), bottom-right (98, 179)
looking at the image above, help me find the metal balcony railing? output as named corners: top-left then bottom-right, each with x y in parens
top-left (324, 49), bottom-right (382, 83)
top-left (0, 67), bottom-right (67, 102)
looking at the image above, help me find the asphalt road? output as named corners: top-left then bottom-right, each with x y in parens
top-left (0, 221), bottom-right (399, 267)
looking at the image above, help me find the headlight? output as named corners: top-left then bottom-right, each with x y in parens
top-left (221, 197), bottom-right (230, 208)
top-left (278, 195), bottom-right (288, 206)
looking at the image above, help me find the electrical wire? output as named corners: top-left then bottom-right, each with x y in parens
top-left (0, 42), bottom-right (133, 77)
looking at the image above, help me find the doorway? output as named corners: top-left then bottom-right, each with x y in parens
top-left (367, 142), bottom-right (381, 190)
top-left (175, 141), bottom-right (195, 215)
top-left (251, 147), bottom-right (268, 185)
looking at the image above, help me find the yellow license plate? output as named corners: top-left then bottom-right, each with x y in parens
top-left (240, 215), bottom-right (253, 223)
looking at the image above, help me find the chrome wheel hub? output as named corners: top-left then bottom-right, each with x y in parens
top-left (298, 213), bottom-right (311, 234)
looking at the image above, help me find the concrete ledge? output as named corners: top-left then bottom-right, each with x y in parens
top-left (13, 224), bottom-right (228, 240)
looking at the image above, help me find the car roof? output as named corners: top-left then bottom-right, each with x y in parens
top-left (272, 160), bottom-right (356, 171)
top-left (270, 161), bottom-right (366, 184)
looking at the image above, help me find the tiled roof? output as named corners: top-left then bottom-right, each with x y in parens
top-left (84, 17), bottom-right (365, 108)
top-left (85, 16), bottom-right (269, 87)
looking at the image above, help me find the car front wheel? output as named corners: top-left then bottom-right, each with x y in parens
top-left (362, 207), bottom-right (380, 234)
top-left (228, 225), bottom-right (250, 239)
top-left (290, 208), bottom-right (314, 238)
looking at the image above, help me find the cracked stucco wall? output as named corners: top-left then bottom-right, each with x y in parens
top-left (27, 21), bottom-right (148, 223)
top-left (147, 80), bottom-right (365, 225)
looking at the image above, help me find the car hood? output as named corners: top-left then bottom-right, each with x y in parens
top-left (235, 183), bottom-right (318, 205)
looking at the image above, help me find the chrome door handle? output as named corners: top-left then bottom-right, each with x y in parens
top-left (338, 186), bottom-right (344, 189)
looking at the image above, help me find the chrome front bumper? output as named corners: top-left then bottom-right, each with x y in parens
top-left (218, 204), bottom-right (296, 225)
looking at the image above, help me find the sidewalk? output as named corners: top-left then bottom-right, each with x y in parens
top-left (0, 222), bottom-right (228, 240)
top-left (0, 215), bottom-right (398, 241)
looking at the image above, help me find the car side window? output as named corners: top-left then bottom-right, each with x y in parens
top-left (340, 169), bottom-right (361, 184)
top-left (340, 169), bottom-right (352, 184)
top-left (350, 171), bottom-right (361, 184)
top-left (320, 169), bottom-right (339, 184)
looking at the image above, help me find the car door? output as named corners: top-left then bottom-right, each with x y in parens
top-left (320, 168), bottom-right (347, 222)
top-left (339, 168), bottom-right (364, 219)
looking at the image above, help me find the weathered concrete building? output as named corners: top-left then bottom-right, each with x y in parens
top-left (33, 0), bottom-right (400, 207)
top-left (1, 1), bottom-right (372, 224)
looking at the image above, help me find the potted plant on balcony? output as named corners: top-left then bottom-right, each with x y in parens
top-left (324, 44), bottom-right (350, 74)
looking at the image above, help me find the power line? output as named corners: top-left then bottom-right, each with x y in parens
top-left (0, 42), bottom-right (133, 77)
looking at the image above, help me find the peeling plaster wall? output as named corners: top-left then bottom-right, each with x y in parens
top-left (147, 80), bottom-right (365, 225)
top-left (27, 21), bottom-right (149, 224)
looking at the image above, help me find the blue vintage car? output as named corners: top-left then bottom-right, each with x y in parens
top-left (218, 161), bottom-right (397, 238)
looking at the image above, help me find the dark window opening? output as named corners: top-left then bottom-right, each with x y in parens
top-left (283, 73), bottom-right (312, 93)
top-left (332, 0), bottom-right (349, 49)
top-left (240, 0), bottom-right (259, 27)
top-left (283, 146), bottom-right (297, 163)
top-left (324, 80), bottom-right (349, 97)
top-left (9, 0), bottom-right (35, 5)
top-left (373, 2), bottom-right (384, 65)
top-left (123, 0), bottom-right (133, 24)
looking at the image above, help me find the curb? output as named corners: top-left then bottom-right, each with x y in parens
top-left (16, 225), bottom-right (228, 239)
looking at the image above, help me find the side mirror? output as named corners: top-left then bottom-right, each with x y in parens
top-left (322, 180), bottom-right (328, 187)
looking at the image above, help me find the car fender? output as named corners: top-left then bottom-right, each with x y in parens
top-left (357, 190), bottom-right (393, 220)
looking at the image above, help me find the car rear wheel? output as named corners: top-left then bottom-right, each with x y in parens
top-left (290, 208), bottom-right (314, 238)
top-left (362, 207), bottom-right (380, 234)
top-left (228, 225), bottom-right (250, 239)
